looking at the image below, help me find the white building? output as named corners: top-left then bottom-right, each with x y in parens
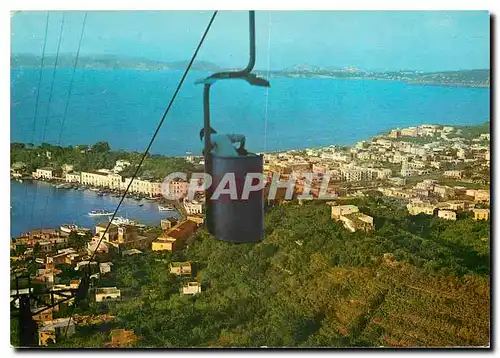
top-left (437, 210), bottom-right (457, 221)
top-left (99, 262), bottom-right (113, 275)
top-left (33, 168), bottom-right (53, 180)
top-left (65, 172), bottom-right (81, 183)
top-left (331, 205), bottom-right (359, 219)
top-left (443, 170), bottom-right (463, 179)
top-left (182, 282), bottom-right (201, 295)
top-left (95, 287), bottom-right (121, 302)
top-left (183, 199), bottom-right (203, 215)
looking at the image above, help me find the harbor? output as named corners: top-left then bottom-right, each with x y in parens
top-left (10, 179), bottom-right (181, 237)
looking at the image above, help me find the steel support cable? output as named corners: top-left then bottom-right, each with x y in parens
top-left (41, 12), bottom-right (65, 142)
top-left (21, 11), bottom-right (49, 220)
top-left (62, 11), bottom-right (218, 340)
top-left (263, 12), bottom-right (272, 153)
top-left (40, 12), bottom-right (87, 229)
top-left (29, 12), bottom-right (65, 228)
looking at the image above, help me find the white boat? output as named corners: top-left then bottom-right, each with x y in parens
top-left (56, 183), bottom-right (72, 189)
top-left (158, 205), bottom-right (175, 212)
top-left (88, 210), bottom-right (113, 216)
top-left (109, 216), bottom-right (136, 226)
top-left (60, 224), bottom-right (79, 233)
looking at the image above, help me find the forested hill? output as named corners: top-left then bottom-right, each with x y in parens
top-left (56, 196), bottom-right (489, 348)
top-left (11, 53), bottom-right (489, 87)
top-left (10, 53), bottom-right (222, 71)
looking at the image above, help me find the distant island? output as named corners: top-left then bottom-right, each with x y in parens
top-left (253, 65), bottom-right (490, 88)
top-left (10, 53), bottom-right (224, 72)
top-left (11, 53), bottom-right (490, 88)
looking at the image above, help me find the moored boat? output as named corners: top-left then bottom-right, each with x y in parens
top-left (158, 204), bottom-right (175, 212)
top-left (109, 216), bottom-right (137, 226)
top-left (60, 224), bottom-right (79, 233)
top-left (88, 210), bottom-right (113, 216)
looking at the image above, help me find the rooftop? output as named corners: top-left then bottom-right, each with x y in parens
top-left (165, 220), bottom-right (198, 240)
top-left (96, 287), bottom-right (120, 294)
top-left (473, 208), bottom-right (490, 213)
top-left (170, 261), bottom-right (191, 267)
top-left (40, 317), bottom-right (74, 331)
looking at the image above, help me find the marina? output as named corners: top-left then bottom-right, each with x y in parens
top-left (10, 180), bottom-right (180, 237)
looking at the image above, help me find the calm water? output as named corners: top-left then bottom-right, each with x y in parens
top-left (10, 180), bottom-right (180, 237)
top-left (11, 68), bottom-right (490, 155)
top-left (10, 68), bottom-right (490, 236)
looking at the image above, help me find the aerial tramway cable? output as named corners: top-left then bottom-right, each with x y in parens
top-left (57, 12), bottom-right (87, 146)
top-left (22, 11), bottom-right (49, 220)
top-left (62, 11), bottom-right (219, 340)
top-left (263, 11), bottom-right (272, 153)
top-left (41, 12), bottom-right (65, 143)
top-left (29, 12), bottom-right (65, 228)
top-left (40, 12), bottom-right (87, 229)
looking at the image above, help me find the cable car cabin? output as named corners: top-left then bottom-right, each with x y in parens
top-left (199, 11), bottom-right (269, 244)
top-left (206, 152), bottom-right (264, 243)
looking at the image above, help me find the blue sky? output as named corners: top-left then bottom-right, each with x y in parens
top-left (11, 11), bottom-right (490, 71)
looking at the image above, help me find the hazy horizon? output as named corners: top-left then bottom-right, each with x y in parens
top-left (11, 11), bottom-right (490, 73)
top-left (10, 51), bottom-right (490, 73)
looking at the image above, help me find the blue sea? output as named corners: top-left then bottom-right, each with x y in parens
top-left (11, 68), bottom-right (490, 156)
top-left (10, 68), bottom-right (490, 237)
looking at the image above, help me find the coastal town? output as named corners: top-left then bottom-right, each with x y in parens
top-left (10, 122), bottom-right (491, 347)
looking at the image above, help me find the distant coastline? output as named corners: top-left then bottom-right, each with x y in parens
top-left (11, 53), bottom-right (490, 88)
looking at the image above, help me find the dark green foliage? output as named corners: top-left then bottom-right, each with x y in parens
top-left (68, 232), bottom-right (91, 251)
top-left (10, 142), bottom-right (198, 179)
top-left (49, 198), bottom-right (491, 347)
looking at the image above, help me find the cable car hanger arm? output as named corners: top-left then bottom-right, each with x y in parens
top-left (196, 11), bottom-right (270, 88)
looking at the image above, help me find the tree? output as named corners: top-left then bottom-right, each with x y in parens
top-left (33, 242), bottom-right (41, 257)
top-left (92, 141), bottom-right (111, 153)
top-left (15, 244), bottom-right (26, 256)
top-left (68, 232), bottom-right (89, 251)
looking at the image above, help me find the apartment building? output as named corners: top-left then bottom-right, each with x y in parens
top-left (121, 177), bottom-right (163, 197)
top-left (65, 172), bottom-right (81, 183)
top-left (183, 199), bottom-right (203, 215)
top-left (443, 170), bottom-right (463, 179)
top-left (472, 208), bottom-right (490, 221)
top-left (437, 209), bottom-right (457, 221)
top-left (474, 190), bottom-right (490, 204)
top-left (169, 180), bottom-right (188, 198)
top-left (81, 171), bottom-right (111, 187)
top-left (33, 168), bottom-right (53, 180)
top-left (339, 166), bottom-right (375, 182)
top-left (407, 202), bottom-right (437, 216)
top-left (95, 223), bottom-right (119, 241)
top-left (152, 220), bottom-right (198, 252)
top-left (433, 185), bottom-right (455, 199)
